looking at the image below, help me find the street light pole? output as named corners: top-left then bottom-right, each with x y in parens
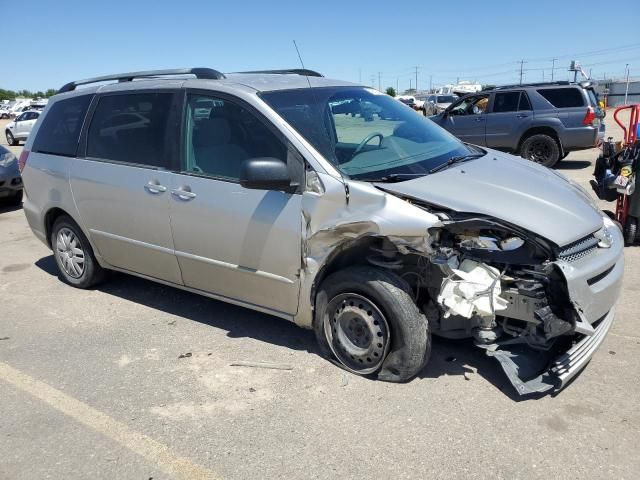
top-left (624, 64), bottom-right (630, 105)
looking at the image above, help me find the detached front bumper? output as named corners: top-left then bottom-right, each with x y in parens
top-left (489, 217), bottom-right (623, 396)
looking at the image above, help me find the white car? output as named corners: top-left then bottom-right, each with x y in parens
top-left (5, 110), bottom-right (40, 146)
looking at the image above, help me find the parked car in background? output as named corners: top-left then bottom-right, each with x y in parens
top-left (430, 81), bottom-right (605, 167)
top-left (425, 94), bottom-right (457, 115)
top-left (5, 110), bottom-right (41, 146)
top-left (20, 68), bottom-right (623, 395)
top-left (0, 145), bottom-right (23, 206)
top-left (0, 106), bottom-right (12, 119)
top-left (396, 95), bottom-right (424, 112)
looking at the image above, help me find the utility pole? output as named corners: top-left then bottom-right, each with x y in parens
top-left (542, 70), bottom-right (545, 82)
top-left (624, 64), bottom-right (631, 105)
top-left (551, 58), bottom-right (557, 82)
top-left (409, 79), bottom-right (412, 91)
top-left (370, 75), bottom-right (375, 88)
top-left (414, 66), bottom-right (419, 93)
top-left (378, 72), bottom-right (382, 91)
top-left (429, 75), bottom-right (433, 92)
top-left (519, 60), bottom-right (526, 85)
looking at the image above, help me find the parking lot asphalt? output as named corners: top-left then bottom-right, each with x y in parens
top-left (1, 115), bottom-right (639, 480)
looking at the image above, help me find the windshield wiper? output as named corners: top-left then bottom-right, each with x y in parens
top-left (428, 153), bottom-right (484, 174)
top-left (359, 172), bottom-right (429, 183)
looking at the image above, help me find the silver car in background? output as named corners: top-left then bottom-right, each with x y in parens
top-left (425, 94), bottom-right (457, 115)
top-left (20, 68), bottom-right (623, 395)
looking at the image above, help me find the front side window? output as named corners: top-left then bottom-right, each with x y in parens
top-left (183, 94), bottom-right (286, 181)
top-left (449, 94), bottom-right (489, 116)
top-left (87, 93), bottom-right (172, 168)
top-left (437, 95), bottom-right (456, 103)
top-left (261, 86), bottom-right (471, 180)
top-left (32, 95), bottom-right (92, 157)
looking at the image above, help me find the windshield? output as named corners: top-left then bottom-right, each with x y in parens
top-left (261, 87), bottom-right (471, 180)
top-left (437, 95), bottom-right (456, 103)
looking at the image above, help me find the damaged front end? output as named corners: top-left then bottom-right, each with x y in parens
top-left (420, 212), bottom-right (622, 395)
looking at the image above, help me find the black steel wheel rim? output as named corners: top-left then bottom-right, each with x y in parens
top-left (324, 293), bottom-right (390, 374)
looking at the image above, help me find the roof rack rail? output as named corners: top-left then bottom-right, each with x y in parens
top-left (58, 68), bottom-right (226, 93)
top-left (490, 81), bottom-right (573, 90)
top-left (235, 69), bottom-right (324, 77)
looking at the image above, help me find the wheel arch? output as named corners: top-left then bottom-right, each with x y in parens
top-left (517, 126), bottom-right (564, 156)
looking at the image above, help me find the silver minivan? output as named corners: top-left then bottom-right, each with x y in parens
top-left (21, 68), bottom-right (624, 395)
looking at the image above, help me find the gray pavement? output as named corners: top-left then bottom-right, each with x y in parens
top-left (1, 116), bottom-right (639, 479)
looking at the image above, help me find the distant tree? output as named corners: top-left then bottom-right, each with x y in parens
top-left (0, 89), bottom-right (17, 101)
top-left (45, 88), bottom-right (57, 97)
top-left (385, 87), bottom-right (396, 97)
top-left (404, 88), bottom-right (416, 95)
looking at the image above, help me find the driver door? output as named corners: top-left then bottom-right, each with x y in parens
top-left (441, 94), bottom-right (489, 145)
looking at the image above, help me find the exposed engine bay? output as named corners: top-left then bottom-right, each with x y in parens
top-left (364, 207), bottom-right (584, 395)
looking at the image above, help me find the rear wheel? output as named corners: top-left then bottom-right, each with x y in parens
top-left (314, 266), bottom-right (431, 382)
top-left (5, 130), bottom-right (18, 146)
top-left (520, 134), bottom-right (560, 168)
top-left (624, 217), bottom-right (637, 246)
top-left (51, 215), bottom-right (107, 288)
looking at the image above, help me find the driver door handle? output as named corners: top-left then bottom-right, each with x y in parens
top-left (475, 117), bottom-right (485, 122)
top-left (171, 187), bottom-right (197, 201)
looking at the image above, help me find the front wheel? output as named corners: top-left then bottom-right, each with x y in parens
top-left (520, 134), bottom-right (560, 168)
top-left (314, 266), bottom-right (431, 382)
top-left (5, 190), bottom-right (23, 206)
top-left (51, 215), bottom-right (107, 288)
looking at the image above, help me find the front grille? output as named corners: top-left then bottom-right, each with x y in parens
top-left (557, 234), bottom-right (599, 262)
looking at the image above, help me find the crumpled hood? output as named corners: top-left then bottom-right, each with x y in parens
top-left (377, 151), bottom-right (604, 246)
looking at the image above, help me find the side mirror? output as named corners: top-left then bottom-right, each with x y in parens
top-left (240, 157), bottom-right (297, 193)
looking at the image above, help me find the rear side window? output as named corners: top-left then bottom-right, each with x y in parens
top-left (87, 93), bottom-right (173, 168)
top-left (32, 95), bottom-right (92, 157)
top-left (518, 92), bottom-right (532, 110)
top-left (537, 88), bottom-right (584, 108)
top-left (493, 92), bottom-right (520, 112)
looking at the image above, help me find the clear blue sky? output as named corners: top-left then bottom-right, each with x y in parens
top-left (6, 0), bottom-right (639, 92)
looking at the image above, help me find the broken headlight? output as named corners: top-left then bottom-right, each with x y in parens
top-left (440, 217), bottom-right (553, 265)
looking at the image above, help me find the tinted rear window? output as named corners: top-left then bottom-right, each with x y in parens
top-left (86, 93), bottom-right (173, 168)
top-left (537, 88), bottom-right (584, 108)
top-left (32, 95), bottom-right (92, 156)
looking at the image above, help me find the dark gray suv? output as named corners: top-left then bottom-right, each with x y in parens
top-left (430, 81), bottom-right (605, 167)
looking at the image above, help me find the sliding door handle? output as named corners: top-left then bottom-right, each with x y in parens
top-left (171, 188), bottom-right (197, 201)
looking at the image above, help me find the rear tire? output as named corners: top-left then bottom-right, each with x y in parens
top-left (5, 130), bottom-right (18, 146)
top-left (51, 215), bottom-right (107, 288)
top-left (314, 266), bottom-right (431, 382)
top-left (520, 134), bottom-right (560, 168)
top-left (624, 217), bottom-right (637, 246)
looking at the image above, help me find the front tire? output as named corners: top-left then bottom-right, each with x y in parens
top-left (520, 134), bottom-right (560, 168)
top-left (314, 266), bottom-right (431, 382)
top-left (6, 190), bottom-right (23, 206)
top-left (5, 130), bottom-right (18, 146)
top-left (51, 215), bottom-right (107, 288)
